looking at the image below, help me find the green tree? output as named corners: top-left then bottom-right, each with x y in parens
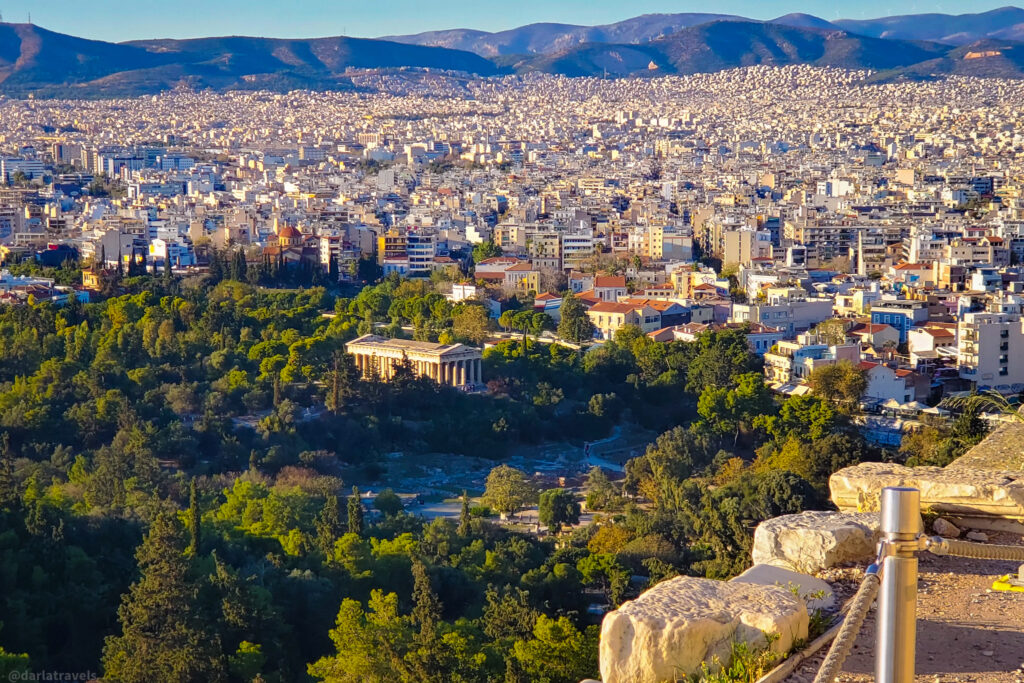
top-left (472, 241), bottom-right (502, 264)
top-left (685, 328), bottom-right (760, 392)
top-left (307, 591), bottom-right (417, 682)
top-left (373, 489), bottom-right (404, 517)
top-left (347, 488), bottom-right (365, 536)
top-left (102, 514), bottom-right (226, 683)
top-left (557, 294), bottom-right (594, 343)
top-left (697, 372), bottom-right (772, 445)
top-left (410, 560), bottom-right (442, 645)
top-left (808, 362), bottom-right (867, 411)
top-left (0, 432), bottom-right (14, 508)
top-left (186, 479), bottom-right (201, 557)
top-left (451, 305), bottom-right (493, 345)
top-left (584, 466), bottom-right (618, 511)
top-left (576, 553), bottom-right (630, 606)
top-left (812, 318), bottom-right (849, 346)
top-left (510, 615), bottom-right (599, 683)
top-left (457, 490), bottom-right (471, 537)
top-left (482, 465), bottom-right (535, 520)
top-left (327, 351), bottom-right (361, 415)
top-left (316, 495), bottom-right (345, 558)
top-left (537, 489), bottom-right (580, 533)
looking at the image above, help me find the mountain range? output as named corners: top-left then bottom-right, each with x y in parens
top-left (2, 7), bottom-right (1024, 97)
top-left (387, 7), bottom-right (1024, 54)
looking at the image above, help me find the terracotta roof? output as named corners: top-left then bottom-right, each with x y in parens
top-left (589, 301), bottom-right (641, 314)
top-left (534, 293), bottom-right (561, 301)
top-left (504, 262), bottom-right (537, 272)
top-left (850, 323), bottom-right (894, 334)
top-left (621, 297), bottom-right (680, 312)
top-left (594, 275), bottom-right (626, 288)
top-left (278, 224), bottom-right (302, 238)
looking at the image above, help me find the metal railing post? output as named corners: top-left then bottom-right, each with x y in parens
top-left (876, 486), bottom-right (922, 683)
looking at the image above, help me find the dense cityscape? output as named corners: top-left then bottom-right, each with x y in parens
top-left (2, 8), bottom-right (1024, 683)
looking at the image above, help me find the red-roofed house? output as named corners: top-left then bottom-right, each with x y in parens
top-left (848, 322), bottom-right (899, 349)
top-left (888, 262), bottom-right (934, 285)
top-left (593, 275), bottom-right (627, 302)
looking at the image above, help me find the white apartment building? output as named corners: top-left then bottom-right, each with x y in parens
top-left (406, 232), bottom-right (437, 276)
top-left (958, 312), bottom-right (1024, 386)
top-left (560, 231), bottom-right (595, 271)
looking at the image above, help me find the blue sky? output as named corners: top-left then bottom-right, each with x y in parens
top-left (8, 0), bottom-right (1016, 41)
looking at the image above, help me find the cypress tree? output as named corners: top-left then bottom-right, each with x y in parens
top-left (411, 559), bottom-right (442, 643)
top-left (186, 479), bottom-right (201, 557)
top-left (346, 487), bottom-right (364, 536)
top-left (457, 490), bottom-right (471, 537)
top-left (315, 494), bottom-right (344, 559)
top-left (102, 514), bottom-right (225, 683)
top-left (0, 432), bottom-right (14, 508)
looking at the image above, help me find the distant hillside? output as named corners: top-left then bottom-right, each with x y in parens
top-left (870, 39), bottom-right (1024, 82)
top-left (509, 21), bottom-right (949, 77)
top-left (0, 23), bottom-right (499, 97)
top-left (382, 13), bottom-right (744, 56)
top-left (769, 14), bottom-right (840, 31)
top-left (5, 11), bottom-right (1024, 97)
top-left (834, 6), bottom-right (1024, 45)
top-left (388, 8), bottom-right (1024, 56)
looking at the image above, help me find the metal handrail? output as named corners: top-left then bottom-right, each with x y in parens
top-left (812, 486), bottom-right (1024, 683)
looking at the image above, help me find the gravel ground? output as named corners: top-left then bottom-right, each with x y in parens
top-left (784, 532), bottom-right (1024, 683)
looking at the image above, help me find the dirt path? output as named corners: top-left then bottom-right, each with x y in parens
top-left (786, 533), bottom-right (1024, 683)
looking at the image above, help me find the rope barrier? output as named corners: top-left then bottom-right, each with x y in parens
top-left (811, 563), bottom-right (881, 683)
top-left (927, 537), bottom-right (1024, 562)
top-left (811, 533), bottom-right (1024, 683)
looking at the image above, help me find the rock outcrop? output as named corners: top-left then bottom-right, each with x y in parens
top-left (751, 510), bottom-right (879, 573)
top-left (599, 576), bottom-right (807, 683)
top-left (830, 462), bottom-right (1024, 521)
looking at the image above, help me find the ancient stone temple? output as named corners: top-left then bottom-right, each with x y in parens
top-left (345, 334), bottom-right (483, 388)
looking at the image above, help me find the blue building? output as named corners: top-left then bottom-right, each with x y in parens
top-left (870, 300), bottom-right (929, 343)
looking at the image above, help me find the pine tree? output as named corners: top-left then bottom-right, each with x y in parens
top-left (102, 514), bottom-right (226, 683)
top-left (346, 487), bottom-right (364, 536)
top-left (186, 479), bottom-right (201, 557)
top-left (457, 489), bottom-right (471, 537)
top-left (315, 494), bottom-right (344, 559)
top-left (0, 432), bottom-right (14, 508)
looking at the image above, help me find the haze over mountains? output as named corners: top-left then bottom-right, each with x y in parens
top-left (3, 7), bottom-right (1024, 97)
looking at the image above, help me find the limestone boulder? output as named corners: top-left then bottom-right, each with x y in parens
top-left (829, 462), bottom-right (1024, 521)
top-left (731, 563), bottom-right (835, 612)
top-left (599, 576), bottom-right (807, 683)
top-left (751, 511), bottom-right (879, 574)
